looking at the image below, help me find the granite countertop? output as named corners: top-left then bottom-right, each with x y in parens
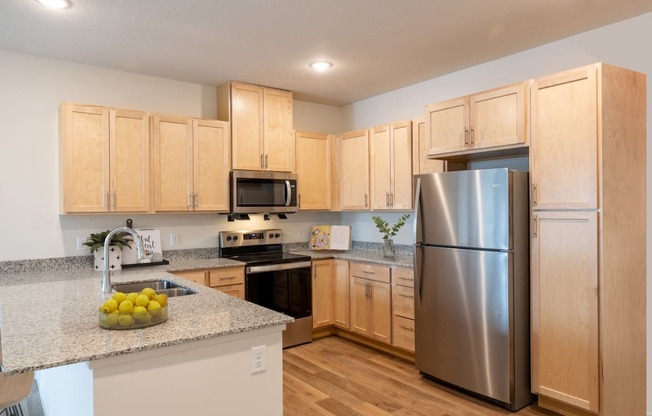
top-left (0, 245), bottom-right (412, 375)
top-left (0, 265), bottom-right (292, 375)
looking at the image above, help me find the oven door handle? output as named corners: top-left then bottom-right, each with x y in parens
top-left (246, 261), bottom-right (312, 274)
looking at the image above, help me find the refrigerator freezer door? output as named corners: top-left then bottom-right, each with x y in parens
top-left (415, 245), bottom-right (513, 404)
top-left (415, 168), bottom-right (511, 250)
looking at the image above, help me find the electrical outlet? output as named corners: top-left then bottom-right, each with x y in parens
top-left (170, 233), bottom-right (179, 246)
top-left (250, 345), bottom-right (266, 374)
top-left (76, 237), bottom-right (86, 251)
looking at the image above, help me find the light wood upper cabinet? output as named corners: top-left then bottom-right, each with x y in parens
top-left (312, 260), bottom-right (334, 328)
top-left (152, 115), bottom-right (229, 212)
top-left (338, 129), bottom-right (370, 210)
top-left (531, 212), bottom-right (599, 413)
top-left (425, 83), bottom-right (527, 158)
top-left (412, 117), bottom-right (444, 175)
top-left (60, 103), bottom-right (150, 213)
top-left (295, 131), bottom-right (331, 210)
top-left (217, 81), bottom-right (294, 172)
top-left (530, 67), bottom-right (598, 210)
top-left (370, 121), bottom-right (413, 210)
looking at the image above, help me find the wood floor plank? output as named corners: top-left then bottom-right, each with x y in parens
top-left (283, 336), bottom-right (560, 416)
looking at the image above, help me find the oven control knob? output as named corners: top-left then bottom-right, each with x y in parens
top-left (275, 233), bottom-right (281, 238)
top-left (269, 233), bottom-right (274, 239)
top-left (233, 236), bottom-right (239, 241)
top-left (226, 236), bottom-right (232, 241)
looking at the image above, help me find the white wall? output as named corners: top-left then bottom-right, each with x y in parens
top-left (0, 49), bottom-right (339, 261)
top-left (337, 12), bottom-right (652, 413)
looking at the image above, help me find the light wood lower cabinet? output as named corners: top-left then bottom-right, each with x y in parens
top-left (312, 260), bottom-right (334, 328)
top-left (349, 262), bottom-right (391, 344)
top-left (531, 212), bottom-right (599, 413)
top-left (332, 260), bottom-right (350, 329)
top-left (172, 266), bottom-right (244, 299)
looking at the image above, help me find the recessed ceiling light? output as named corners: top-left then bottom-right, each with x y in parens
top-left (309, 61), bottom-right (333, 71)
top-left (35, 0), bottom-right (72, 9)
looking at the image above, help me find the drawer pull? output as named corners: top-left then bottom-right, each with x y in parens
top-left (398, 294), bottom-right (414, 299)
top-left (220, 276), bottom-right (236, 280)
top-left (397, 277), bottom-right (413, 281)
top-left (398, 325), bottom-right (414, 331)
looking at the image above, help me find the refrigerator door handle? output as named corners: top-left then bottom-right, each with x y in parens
top-left (413, 177), bottom-right (422, 244)
top-left (414, 244), bottom-right (424, 307)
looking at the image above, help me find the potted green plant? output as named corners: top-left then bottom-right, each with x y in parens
top-left (371, 214), bottom-right (410, 258)
top-left (83, 230), bottom-right (133, 271)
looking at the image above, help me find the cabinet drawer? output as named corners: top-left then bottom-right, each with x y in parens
top-left (392, 284), bottom-right (415, 319)
top-left (392, 316), bottom-right (415, 352)
top-left (173, 270), bottom-right (207, 285)
top-left (214, 284), bottom-right (244, 299)
top-left (208, 267), bottom-right (244, 287)
top-left (392, 267), bottom-right (414, 287)
top-left (349, 262), bottom-right (390, 283)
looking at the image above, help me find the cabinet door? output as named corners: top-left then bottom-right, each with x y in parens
top-left (392, 316), bottom-right (415, 352)
top-left (412, 117), bottom-right (444, 175)
top-left (110, 109), bottom-right (150, 212)
top-left (60, 104), bottom-right (110, 213)
top-left (295, 131), bottom-right (331, 210)
top-left (390, 121), bottom-right (413, 210)
top-left (193, 119), bottom-right (230, 212)
top-left (339, 130), bottom-right (370, 210)
top-left (370, 281), bottom-right (391, 344)
top-left (370, 125), bottom-right (391, 209)
top-left (426, 97), bottom-right (468, 155)
top-left (215, 284), bottom-right (244, 299)
top-left (231, 82), bottom-right (264, 171)
top-left (152, 115), bottom-right (193, 211)
top-left (531, 67), bottom-right (598, 210)
top-left (470, 83), bottom-right (527, 150)
top-left (531, 211), bottom-right (599, 413)
top-left (312, 260), bottom-right (334, 328)
top-left (263, 87), bottom-right (294, 172)
top-left (350, 277), bottom-right (371, 337)
top-left (332, 260), bottom-right (350, 329)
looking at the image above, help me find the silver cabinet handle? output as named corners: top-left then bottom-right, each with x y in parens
top-left (188, 193), bottom-right (193, 209)
top-left (364, 193), bottom-right (368, 208)
top-left (533, 215), bottom-right (538, 238)
top-left (386, 192), bottom-right (389, 207)
top-left (390, 192), bottom-right (394, 207)
top-left (194, 193), bottom-right (199, 208)
top-left (464, 128), bottom-right (469, 146)
top-left (264, 154), bottom-right (269, 170)
top-left (398, 293), bottom-right (414, 299)
top-left (398, 324), bottom-right (414, 331)
top-left (532, 183), bottom-right (538, 206)
top-left (260, 154), bottom-right (264, 169)
top-left (470, 127), bottom-right (475, 146)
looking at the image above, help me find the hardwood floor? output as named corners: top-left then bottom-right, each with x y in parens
top-left (284, 337), bottom-right (559, 416)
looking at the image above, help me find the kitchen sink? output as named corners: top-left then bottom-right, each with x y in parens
top-left (112, 279), bottom-right (196, 297)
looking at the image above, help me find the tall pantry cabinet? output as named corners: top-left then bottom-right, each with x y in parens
top-left (530, 63), bottom-right (646, 416)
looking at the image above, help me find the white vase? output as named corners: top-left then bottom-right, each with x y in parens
top-left (93, 247), bottom-right (122, 271)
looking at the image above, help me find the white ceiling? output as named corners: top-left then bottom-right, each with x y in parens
top-left (1, 0), bottom-right (651, 106)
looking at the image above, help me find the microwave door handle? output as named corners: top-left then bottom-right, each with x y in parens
top-left (285, 180), bottom-right (291, 206)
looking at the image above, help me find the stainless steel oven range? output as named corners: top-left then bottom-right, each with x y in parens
top-left (218, 229), bottom-right (312, 348)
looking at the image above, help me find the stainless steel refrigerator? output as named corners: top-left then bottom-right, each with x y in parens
top-left (413, 168), bottom-right (534, 411)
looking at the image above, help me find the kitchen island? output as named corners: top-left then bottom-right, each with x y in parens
top-left (0, 263), bottom-right (292, 416)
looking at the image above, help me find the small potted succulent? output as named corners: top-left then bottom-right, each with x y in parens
top-left (371, 214), bottom-right (410, 258)
top-left (83, 230), bottom-right (133, 271)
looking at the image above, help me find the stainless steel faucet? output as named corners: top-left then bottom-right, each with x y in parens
top-left (102, 226), bottom-right (145, 295)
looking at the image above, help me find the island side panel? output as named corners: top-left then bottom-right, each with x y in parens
top-left (91, 327), bottom-right (284, 416)
top-left (37, 362), bottom-right (94, 416)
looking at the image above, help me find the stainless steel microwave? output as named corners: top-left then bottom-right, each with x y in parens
top-left (230, 170), bottom-right (298, 214)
